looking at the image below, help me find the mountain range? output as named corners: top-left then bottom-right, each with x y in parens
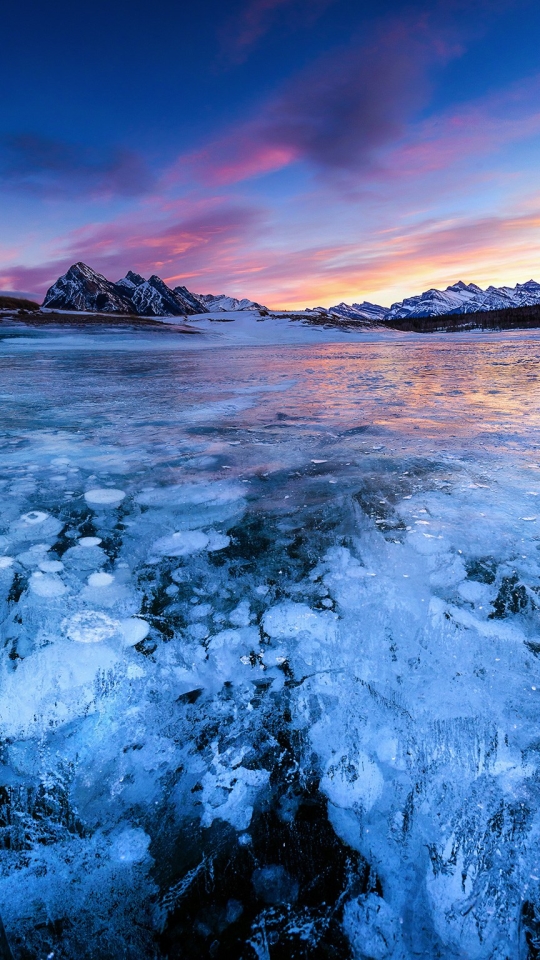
top-left (41, 262), bottom-right (540, 322)
top-left (319, 279), bottom-right (540, 322)
top-left (42, 263), bottom-right (263, 317)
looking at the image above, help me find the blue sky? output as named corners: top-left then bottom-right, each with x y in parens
top-left (2, 0), bottom-right (540, 306)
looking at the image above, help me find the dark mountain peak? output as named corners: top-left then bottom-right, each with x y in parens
top-left (124, 271), bottom-right (145, 286)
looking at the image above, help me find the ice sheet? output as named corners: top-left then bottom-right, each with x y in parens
top-left (1, 328), bottom-right (540, 957)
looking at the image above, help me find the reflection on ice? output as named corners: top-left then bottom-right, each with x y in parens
top-left (1, 330), bottom-right (540, 957)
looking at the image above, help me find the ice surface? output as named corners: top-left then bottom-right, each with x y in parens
top-left (2, 327), bottom-right (540, 957)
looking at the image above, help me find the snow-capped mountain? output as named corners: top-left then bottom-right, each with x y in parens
top-left (115, 271), bottom-right (208, 316)
top-left (316, 279), bottom-right (540, 323)
top-left (198, 293), bottom-right (266, 312)
top-left (42, 263), bottom-right (265, 316)
top-left (42, 263), bottom-right (135, 314)
top-left (43, 264), bottom-right (210, 316)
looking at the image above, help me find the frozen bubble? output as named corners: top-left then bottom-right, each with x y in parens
top-left (119, 617), bottom-right (150, 647)
top-left (38, 560), bottom-right (64, 573)
top-left (87, 571), bottom-right (114, 587)
top-left (152, 529), bottom-right (209, 557)
top-left (343, 894), bottom-right (401, 960)
top-left (79, 536), bottom-right (102, 547)
top-left (0, 557), bottom-right (14, 569)
top-left (111, 827), bottom-right (151, 864)
top-left (320, 752), bottom-right (383, 812)
top-left (64, 610), bottom-right (120, 644)
top-left (20, 510), bottom-right (49, 525)
top-left (252, 865), bottom-right (298, 905)
top-left (85, 488), bottom-right (126, 506)
top-left (206, 531), bottom-right (231, 552)
top-left (30, 572), bottom-right (67, 597)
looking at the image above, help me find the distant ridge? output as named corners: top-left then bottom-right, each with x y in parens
top-left (314, 279), bottom-right (540, 322)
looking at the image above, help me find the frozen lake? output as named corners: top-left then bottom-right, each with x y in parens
top-left (1, 325), bottom-right (540, 958)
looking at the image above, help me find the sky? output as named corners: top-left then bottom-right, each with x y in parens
top-left (2, 0), bottom-right (540, 308)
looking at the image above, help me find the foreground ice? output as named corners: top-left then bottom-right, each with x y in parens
top-left (1, 327), bottom-right (540, 958)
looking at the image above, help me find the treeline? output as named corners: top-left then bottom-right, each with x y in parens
top-left (385, 303), bottom-right (540, 333)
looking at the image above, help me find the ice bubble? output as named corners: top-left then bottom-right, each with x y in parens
top-left (79, 536), bottom-right (102, 547)
top-left (30, 572), bottom-right (67, 597)
top-left (87, 571), bottom-right (114, 587)
top-left (0, 557), bottom-right (14, 569)
top-left (320, 752), bottom-right (383, 812)
top-left (152, 530), bottom-right (209, 557)
top-left (64, 610), bottom-right (120, 643)
top-left (252, 865), bottom-right (298, 905)
top-left (111, 827), bottom-right (151, 864)
top-left (119, 617), bottom-right (150, 647)
top-left (20, 510), bottom-right (49, 525)
top-left (85, 488), bottom-right (126, 506)
top-left (38, 560), bottom-right (64, 573)
top-left (206, 532), bottom-right (231, 552)
top-left (343, 894), bottom-right (401, 960)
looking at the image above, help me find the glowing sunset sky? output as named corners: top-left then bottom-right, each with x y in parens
top-left (2, 0), bottom-right (540, 308)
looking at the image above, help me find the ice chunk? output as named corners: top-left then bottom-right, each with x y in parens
top-left (79, 536), bottom-right (102, 547)
top-left (0, 557), bottom-right (13, 569)
top-left (119, 617), bottom-right (150, 647)
top-left (85, 488), bottom-right (126, 506)
top-left (263, 601), bottom-right (336, 642)
top-left (20, 510), bottom-right (49, 525)
top-left (0, 640), bottom-right (119, 738)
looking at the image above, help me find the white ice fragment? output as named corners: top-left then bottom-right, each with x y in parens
top-left (79, 536), bottom-right (102, 547)
top-left (87, 571), bottom-right (114, 587)
top-left (0, 557), bottom-right (13, 569)
top-left (119, 617), bottom-right (150, 647)
top-left (311, 459), bottom-right (327, 463)
top-left (152, 530), bottom-right (209, 557)
top-left (110, 827), bottom-right (150, 864)
top-left (85, 488), bottom-right (126, 506)
top-left (29, 572), bottom-right (67, 597)
top-left (229, 600), bottom-right (252, 627)
top-left (38, 560), bottom-right (64, 573)
top-left (520, 516), bottom-right (537, 521)
top-left (263, 602), bottom-right (335, 642)
top-left (64, 610), bottom-right (120, 644)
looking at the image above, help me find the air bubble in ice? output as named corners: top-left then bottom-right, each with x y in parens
top-left (64, 610), bottom-right (120, 643)
top-left (85, 488), bottom-right (126, 506)
top-left (152, 530), bottom-right (209, 557)
top-left (110, 827), bottom-right (151, 864)
top-left (20, 510), bottom-right (49, 525)
top-left (79, 536), bottom-right (102, 547)
top-left (88, 572), bottom-right (114, 587)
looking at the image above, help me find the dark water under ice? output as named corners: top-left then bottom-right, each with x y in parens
top-left (1, 328), bottom-right (540, 958)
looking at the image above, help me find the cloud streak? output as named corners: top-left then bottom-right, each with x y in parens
top-left (0, 135), bottom-right (154, 199)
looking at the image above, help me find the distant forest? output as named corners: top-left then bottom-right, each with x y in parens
top-left (385, 302), bottom-right (540, 332)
